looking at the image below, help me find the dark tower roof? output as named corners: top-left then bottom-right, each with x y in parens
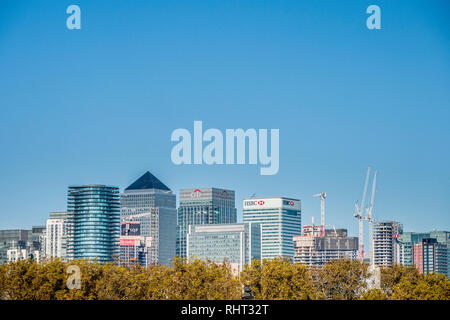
top-left (125, 171), bottom-right (171, 191)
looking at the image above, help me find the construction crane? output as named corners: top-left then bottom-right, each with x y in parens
top-left (313, 192), bottom-right (327, 237)
top-left (365, 170), bottom-right (377, 266)
top-left (354, 166), bottom-right (371, 261)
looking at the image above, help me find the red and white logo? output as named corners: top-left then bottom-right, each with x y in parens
top-left (289, 201), bottom-right (294, 206)
top-left (191, 189), bottom-right (202, 198)
top-left (258, 200), bottom-right (265, 205)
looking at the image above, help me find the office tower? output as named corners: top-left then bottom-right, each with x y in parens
top-left (372, 221), bottom-right (403, 267)
top-left (177, 188), bottom-right (237, 259)
top-left (0, 230), bottom-right (31, 264)
top-left (0, 228), bottom-right (43, 264)
top-left (186, 222), bottom-right (261, 274)
top-left (243, 197), bottom-right (301, 260)
top-left (45, 212), bottom-right (69, 260)
top-left (120, 171), bottom-right (177, 266)
top-left (293, 228), bottom-right (358, 266)
top-left (67, 185), bottom-right (120, 263)
top-left (119, 221), bottom-right (152, 266)
top-left (414, 238), bottom-right (448, 275)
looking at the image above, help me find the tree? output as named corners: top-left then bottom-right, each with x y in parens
top-left (312, 259), bottom-right (369, 300)
top-left (391, 272), bottom-right (450, 300)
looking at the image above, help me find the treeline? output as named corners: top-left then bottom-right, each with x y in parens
top-left (0, 257), bottom-right (448, 300)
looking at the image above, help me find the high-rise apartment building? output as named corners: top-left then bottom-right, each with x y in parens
top-left (45, 211), bottom-right (69, 260)
top-left (177, 188), bottom-right (237, 259)
top-left (398, 231), bottom-right (449, 277)
top-left (413, 238), bottom-right (448, 275)
top-left (293, 228), bottom-right (358, 266)
top-left (186, 222), bottom-right (261, 274)
top-left (373, 221), bottom-right (403, 267)
top-left (120, 171), bottom-right (177, 266)
top-left (397, 232), bottom-right (431, 266)
top-left (67, 185), bottom-right (120, 263)
top-left (243, 197), bottom-right (301, 260)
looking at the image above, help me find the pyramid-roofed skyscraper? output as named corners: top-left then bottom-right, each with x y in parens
top-left (120, 171), bottom-right (176, 266)
top-left (125, 171), bottom-right (171, 192)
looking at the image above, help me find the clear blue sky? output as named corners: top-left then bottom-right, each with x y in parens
top-left (0, 1), bottom-right (449, 249)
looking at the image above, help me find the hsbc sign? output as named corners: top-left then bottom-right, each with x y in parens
top-left (243, 198), bottom-right (300, 210)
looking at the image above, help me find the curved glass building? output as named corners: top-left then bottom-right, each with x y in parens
top-left (67, 185), bottom-right (120, 263)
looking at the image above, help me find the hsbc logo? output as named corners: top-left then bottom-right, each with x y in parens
top-left (283, 200), bottom-right (295, 206)
top-left (244, 200), bottom-right (265, 206)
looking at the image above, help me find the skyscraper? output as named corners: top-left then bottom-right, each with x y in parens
top-left (372, 221), bottom-right (403, 267)
top-left (177, 188), bottom-right (237, 259)
top-left (120, 171), bottom-right (177, 266)
top-left (45, 211), bottom-right (69, 260)
top-left (243, 197), bottom-right (301, 260)
top-left (186, 222), bottom-right (261, 274)
top-left (67, 185), bottom-right (120, 263)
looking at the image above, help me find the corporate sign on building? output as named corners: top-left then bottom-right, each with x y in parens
top-left (121, 222), bottom-right (141, 236)
top-left (243, 198), bottom-right (301, 211)
top-left (180, 188), bottom-right (235, 201)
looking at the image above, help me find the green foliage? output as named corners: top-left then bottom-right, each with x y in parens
top-left (0, 258), bottom-right (448, 300)
top-left (391, 272), bottom-right (450, 300)
top-left (360, 289), bottom-right (388, 300)
top-left (311, 259), bottom-right (369, 300)
top-left (241, 258), bottom-right (319, 300)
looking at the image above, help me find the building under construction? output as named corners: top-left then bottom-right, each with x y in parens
top-left (293, 226), bottom-right (358, 266)
top-left (119, 221), bottom-right (154, 267)
top-left (372, 221), bottom-right (403, 267)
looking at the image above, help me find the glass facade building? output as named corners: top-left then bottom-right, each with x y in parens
top-left (243, 197), bottom-right (301, 260)
top-left (413, 238), bottom-right (448, 275)
top-left (120, 171), bottom-right (177, 266)
top-left (398, 232), bottom-right (431, 266)
top-left (0, 230), bottom-right (31, 264)
top-left (67, 185), bottom-right (120, 263)
top-left (0, 229), bottom-right (44, 264)
top-left (398, 230), bottom-right (449, 277)
top-left (177, 188), bottom-right (237, 259)
top-left (186, 222), bottom-right (261, 273)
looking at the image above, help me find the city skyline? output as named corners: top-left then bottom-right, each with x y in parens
top-left (0, 169), bottom-right (448, 238)
top-left (0, 0), bottom-right (449, 242)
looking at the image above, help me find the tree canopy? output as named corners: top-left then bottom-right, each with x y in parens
top-left (0, 258), bottom-right (448, 300)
